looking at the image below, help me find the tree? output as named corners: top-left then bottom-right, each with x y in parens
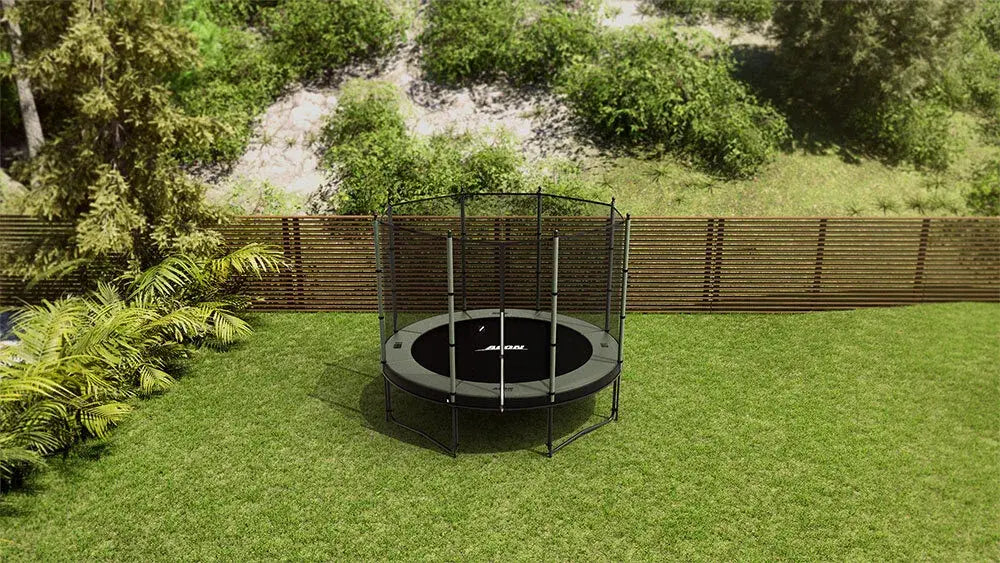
top-left (3, 0), bottom-right (224, 279)
top-left (0, 0), bottom-right (44, 157)
top-left (771, 0), bottom-right (974, 169)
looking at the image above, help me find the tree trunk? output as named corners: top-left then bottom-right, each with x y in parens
top-left (1, 0), bottom-right (44, 158)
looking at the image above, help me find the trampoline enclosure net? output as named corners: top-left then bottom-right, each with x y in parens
top-left (377, 193), bottom-right (626, 342)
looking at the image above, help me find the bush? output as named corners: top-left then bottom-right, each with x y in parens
top-left (419, 0), bottom-right (599, 86)
top-left (507, 5), bottom-right (601, 85)
top-left (559, 25), bottom-right (787, 178)
top-left (772, 0), bottom-right (972, 168)
top-left (977, 0), bottom-right (1000, 51)
top-left (0, 244), bottom-right (282, 490)
top-left (418, 0), bottom-right (525, 85)
top-left (863, 100), bottom-right (954, 172)
top-left (965, 159), bottom-right (1000, 215)
top-left (174, 25), bottom-right (290, 163)
top-left (316, 80), bottom-right (605, 214)
top-left (650, 0), bottom-right (774, 25)
top-left (262, 0), bottom-right (405, 79)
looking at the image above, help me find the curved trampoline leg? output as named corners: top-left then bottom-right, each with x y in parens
top-left (384, 377), bottom-right (458, 457)
top-left (546, 379), bottom-right (620, 457)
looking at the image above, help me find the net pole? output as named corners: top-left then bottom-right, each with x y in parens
top-left (499, 239), bottom-right (505, 411)
top-left (447, 231), bottom-right (457, 401)
top-left (549, 230), bottom-right (560, 402)
top-left (617, 215), bottom-right (631, 365)
top-left (460, 194), bottom-right (467, 311)
top-left (604, 197), bottom-right (616, 333)
top-left (535, 187), bottom-right (542, 311)
top-left (373, 216), bottom-right (386, 366)
top-left (386, 203), bottom-right (399, 332)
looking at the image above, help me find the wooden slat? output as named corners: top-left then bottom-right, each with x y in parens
top-left (2, 215), bottom-right (998, 312)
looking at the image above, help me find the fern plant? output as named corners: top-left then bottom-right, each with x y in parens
top-left (0, 244), bottom-right (282, 490)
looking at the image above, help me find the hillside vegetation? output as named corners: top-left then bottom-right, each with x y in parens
top-left (1, 0), bottom-right (997, 235)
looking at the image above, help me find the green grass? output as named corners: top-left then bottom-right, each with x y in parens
top-left (588, 112), bottom-right (1000, 217)
top-left (2, 304), bottom-right (998, 560)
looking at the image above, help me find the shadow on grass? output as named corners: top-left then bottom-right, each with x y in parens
top-left (312, 348), bottom-right (609, 456)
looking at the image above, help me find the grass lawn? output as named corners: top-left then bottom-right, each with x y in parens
top-left (2, 304), bottom-right (998, 560)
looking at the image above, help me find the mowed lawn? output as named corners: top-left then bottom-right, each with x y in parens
top-left (1, 304), bottom-right (997, 560)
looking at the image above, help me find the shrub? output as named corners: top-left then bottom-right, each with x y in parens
top-left (650, 0), bottom-right (774, 25)
top-left (559, 25), bottom-right (787, 178)
top-left (262, 0), bottom-right (405, 79)
top-left (419, 0), bottom-right (600, 86)
top-left (507, 5), bottom-right (601, 85)
top-left (317, 80), bottom-right (607, 214)
top-left (863, 100), bottom-right (954, 172)
top-left (772, 0), bottom-right (972, 168)
top-left (174, 25), bottom-right (290, 163)
top-left (0, 244), bottom-right (282, 490)
top-left (965, 159), bottom-right (1000, 215)
top-left (418, 0), bottom-right (525, 85)
top-left (977, 0), bottom-right (1000, 51)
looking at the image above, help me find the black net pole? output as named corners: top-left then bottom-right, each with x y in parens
top-left (535, 187), bottom-right (542, 311)
top-left (460, 194), bottom-right (467, 311)
top-left (604, 198), bottom-right (617, 333)
top-left (386, 203), bottom-right (399, 333)
top-left (447, 231), bottom-right (457, 401)
top-left (549, 230), bottom-right (560, 402)
top-left (373, 216), bottom-right (386, 365)
top-left (499, 238), bottom-right (506, 411)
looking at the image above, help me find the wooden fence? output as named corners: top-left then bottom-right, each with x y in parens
top-left (2, 215), bottom-right (998, 312)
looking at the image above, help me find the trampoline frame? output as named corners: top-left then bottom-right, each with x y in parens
top-left (374, 191), bottom-right (632, 457)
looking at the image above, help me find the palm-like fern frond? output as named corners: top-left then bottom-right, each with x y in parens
top-left (207, 243), bottom-right (285, 282)
top-left (126, 255), bottom-right (199, 300)
top-left (1, 244), bottom-right (281, 489)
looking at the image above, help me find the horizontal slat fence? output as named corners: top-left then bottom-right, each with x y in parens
top-left (2, 215), bottom-right (998, 312)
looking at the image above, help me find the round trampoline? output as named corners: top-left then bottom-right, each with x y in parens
top-left (374, 192), bottom-right (632, 456)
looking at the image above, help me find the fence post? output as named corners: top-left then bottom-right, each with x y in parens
top-left (914, 218), bottom-right (932, 297)
top-left (812, 218), bottom-right (827, 293)
top-left (280, 217), bottom-right (304, 307)
top-left (712, 218), bottom-right (724, 305)
top-left (702, 219), bottom-right (715, 310)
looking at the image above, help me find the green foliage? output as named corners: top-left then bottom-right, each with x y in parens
top-left (650, 0), bottom-right (774, 24)
top-left (419, 0), bottom-right (599, 86)
top-left (559, 24), bottom-right (787, 178)
top-left (4, 0), bottom-right (226, 275)
top-left (507, 4), bottom-right (601, 85)
top-left (938, 2), bottom-right (1000, 139)
top-left (772, 0), bottom-right (974, 169)
top-left (317, 79), bottom-right (603, 214)
top-left (864, 100), bottom-right (954, 171)
top-left (222, 178), bottom-right (304, 214)
top-left (173, 18), bottom-right (290, 163)
top-left (0, 244), bottom-right (282, 489)
top-left (261, 0), bottom-right (404, 79)
top-left (977, 0), bottom-right (1000, 50)
top-left (319, 81), bottom-right (526, 213)
top-left (964, 159), bottom-right (1000, 215)
top-left (419, 0), bottom-right (525, 85)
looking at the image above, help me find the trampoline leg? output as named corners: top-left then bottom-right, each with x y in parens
top-left (612, 376), bottom-right (620, 421)
top-left (546, 406), bottom-right (554, 458)
top-left (451, 405), bottom-right (459, 454)
top-left (384, 377), bottom-right (392, 422)
top-left (546, 380), bottom-right (619, 457)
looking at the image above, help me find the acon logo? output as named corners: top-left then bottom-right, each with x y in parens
top-left (475, 344), bottom-right (527, 352)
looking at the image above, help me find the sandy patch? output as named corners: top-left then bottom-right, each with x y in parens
top-left (601, 0), bottom-right (656, 29)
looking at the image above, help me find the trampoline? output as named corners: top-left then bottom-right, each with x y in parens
top-left (374, 192), bottom-right (632, 456)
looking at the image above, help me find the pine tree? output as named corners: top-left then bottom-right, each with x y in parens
top-left (3, 0), bottom-right (225, 278)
